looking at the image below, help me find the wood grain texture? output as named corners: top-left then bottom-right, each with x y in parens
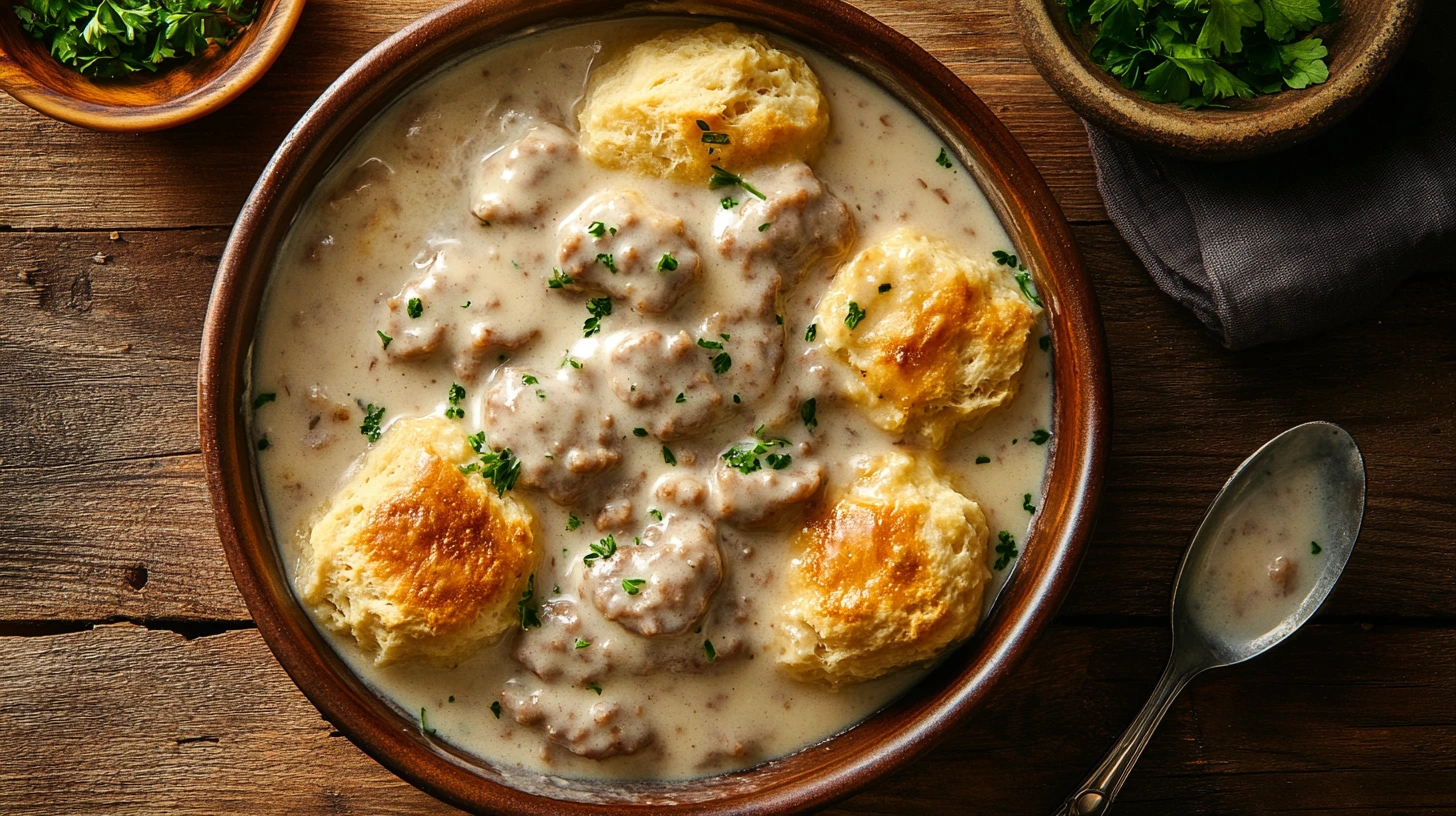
top-left (0, 0), bottom-right (1102, 230)
top-left (3, 621), bottom-right (1453, 815)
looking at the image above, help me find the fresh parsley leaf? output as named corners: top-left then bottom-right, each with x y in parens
top-left (582, 296), bottom-right (613, 337)
top-left (1016, 271), bottom-right (1044, 307)
top-left (252, 392), bottom-right (276, 410)
top-left (461, 444), bottom-right (522, 496)
top-left (377, 330), bottom-right (393, 349)
top-left (1197, 0), bottom-right (1263, 57)
top-left (805, 323), bottom-right (817, 342)
top-left (1030, 428), bottom-right (1051, 445)
top-left (490, 701), bottom-right (502, 719)
top-left (675, 392), bottom-right (686, 404)
top-left (662, 445), bottom-right (677, 466)
top-left (407, 297), bottom-right (423, 318)
top-left (649, 508), bottom-right (663, 522)
top-left (360, 403), bottom-right (385, 443)
top-left (517, 574), bottom-right (541, 629)
top-left (708, 165), bottom-right (766, 200)
top-left (1040, 335), bottom-right (1052, 351)
top-left (975, 455), bottom-right (991, 465)
top-left (703, 639), bottom-right (717, 661)
top-left (633, 427), bottom-right (648, 437)
top-left (800, 398), bottom-right (817, 431)
top-left (935, 147), bottom-right (954, 168)
top-left (444, 383), bottom-right (466, 419)
top-left (256, 436), bottom-right (270, 451)
top-left (587, 221), bottom-right (608, 238)
top-left (548, 267), bottom-right (574, 289)
top-left (711, 352), bottom-right (732, 374)
top-left (596, 253), bottom-right (618, 274)
top-left (994, 530), bottom-right (1019, 570)
top-left (1023, 493), bottom-right (1037, 514)
top-left (845, 301), bottom-right (866, 330)
top-left (622, 578), bottom-right (647, 596)
top-left (758, 222), bottom-right (771, 232)
top-left (588, 682), bottom-right (603, 695)
top-left (566, 514), bottom-right (582, 532)
top-left (657, 253), bottom-right (679, 272)
top-left (1311, 540), bottom-right (1322, 555)
top-left (721, 196), bottom-right (738, 209)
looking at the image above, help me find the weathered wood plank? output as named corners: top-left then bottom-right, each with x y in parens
top-left (1, 226), bottom-right (1452, 622)
top-left (0, 0), bottom-right (1102, 230)
top-left (3, 622), bottom-right (1452, 815)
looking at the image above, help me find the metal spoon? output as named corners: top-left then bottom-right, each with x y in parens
top-left (1056, 421), bottom-right (1366, 816)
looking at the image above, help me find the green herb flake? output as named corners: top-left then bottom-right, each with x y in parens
top-left (675, 392), bottom-right (687, 404)
top-left (765, 452), bottom-right (792, 470)
top-left (877, 283), bottom-right (892, 293)
top-left (975, 455), bottom-right (991, 465)
top-left (650, 508), bottom-right (663, 522)
top-left (805, 323), bottom-right (818, 342)
top-left (935, 147), bottom-right (954, 168)
top-left (490, 701), bottom-right (502, 719)
top-left (575, 638), bottom-right (590, 649)
top-left (419, 707), bottom-right (436, 736)
top-left (548, 267), bottom-right (575, 289)
top-left (1040, 335), bottom-right (1051, 352)
top-left (707, 165), bottom-right (766, 200)
top-left (633, 427), bottom-right (648, 437)
top-left (1311, 540), bottom-right (1322, 555)
top-left (566, 515), bottom-right (582, 532)
top-left (732, 394), bottom-right (741, 404)
top-left (697, 337), bottom-right (723, 350)
top-left (407, 297), bottom-right (423, 319)
top-left (1030, 428), bottom-right (1051, 445)
top-left (721, 435), bottom-right (790, 475)
top-left (721, 196), bottom-right (739, 209)
top-left (517, 574), bottom-right (541, 629)
top-left (701, 130), bottom-right (731, 145)
top-left (657, 253), bottom-right (679, 273)
top-left (252, 392), bottom-right (277, 410)
top-left (1023, 493), bottom-right (1036, 514)
top-left (582, 296), bottom-right (614, 337)
top-left (1015, 271), bottom-right (1043, 307)
top-left (523, 375), bottom-right (539, 385)
top-left (461, 443), bottom-right (522, 496)
top-left (622, 578), bottom-right (647, 596)
top-left (596, 253), bottom-right (618, 274)
top-left (758, 222), bottom-right (771, 232)
top-left (256, 436), bottom-right (270, 451)
top-left (584, 534), bottom-right (617, 567)
top-left (449, 696), bottom-right (455, 703)
top-left (588, 683), bottom-right (603, 695)
top-left (994, 530), bottom-right (1019, 571)
top-left (703, 639), bottom-right (717, 661)
top-left (360, 403), bottom-right (386, 443)
top-left (587, 221), bottom-right (608, 238)
top-left (444, 382), bottom-right (466, 419)
top-left (711, 352), bottom-right (732, 374)
top-left (377, 330), bottom-right (393, 350)
top-left (462, 301), bottom-right (471, 308)
top-left (993, 250), bottom-right (1019, 268)
top-left (800, 398), bottom-right (818, 431)
top-left (662, 445), bottom-right (677, 466)
top-left (845, 301), bottom-right (867, 330)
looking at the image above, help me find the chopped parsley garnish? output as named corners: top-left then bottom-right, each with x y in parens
top-left (575, 638), bottom-right (590, 649)
top-left (622, 578), bottom-right (647, 596)
top-left (845, 301), bottom-right (867, 330)
top-left (993, 250), bottom-right (1020, 268)
top-left (935, 147), bottom-right (954, 168)
top-left (584, 534), bottom-right (617, 567)
top-left (596, 253), bottom-right (618, 274)
top-left (758, 222), bottom-right (771, 232)
top-left (657, 253), bottom-right (679, 273)
top-left (1015, 271), bottom-right (1043, 307)
top-left (675, 392), bottom-right (687, 404)
top-left (587, 221), bottom-right (608, 238)
top-left (588, 683), bottom-right (603, 695)
top-left (711, 352), bottom-right (732, 374)
top-left (765, 452), bottom-right (792, 470)
top-left (697, 337), bottom-right (723, 350)
top-left (1030, 428), bottom-right (1051, 445)
top-left (775, 313), bottom-right (783, 325)
top-left (566, 514), bottom-right (582, 532)
top-left (460, 440), bottom-right (522, 496)
top-left (703, 639), bottom-right (717, 661)
top-left (721, 196), bottom-right (739, 209)
top-left (461, 301), bottom-right (471, 308)
top-left (721, 434), bottom-right (790, 475)
top-left (536, 389), bottom-right (546, 400)
top-left (252, 392), bottom-right (276, 410)
top-left (662, 445), bottom-right (677, 466)
top-left (800, 398), bottom-right (817, 431)
top-left (649, 508), bottom-right (663, 522)
top-left (360, 403), bottom-right (385, 443)
top-left (1311, 540), bottom-right (1322, 555)
top-left (1040, 335), bottom-right (1051, 352)
top-left (444, 383), bottom-right (466, 419)
top-left (582, 297), bottom-right (613, 337)
top-left (523, 374), bottom-right (539, 385)
top-left (548, 267), bottom-right (574, 289)
top-left (406, 297), bottom-right (423, 318)
top-left (698, 122), bottom-right (731, 145)
top-left (732, 394), bottom-right (741, 404)
top-left (490, 701), bottom-right (502, 719)
top-left (517, 574), bottom-right (541, 629)
top-left (633, 427), bottom-right (648, 437)
top-left (419, 707), bottom-right (436, 736)
top-left (878, 283), bottom-right (893, 293)
top-left (1023, 493), bottom-right (1036, 514)
top-left (708, 165), bottom-right (766, 200)
top-left (256, 437), bottom-right (270, 451)
top-left (975, 455), bottom-right (991, 465)
top-left (449, 696), bottom-right (455, 703)
top-left (377, 330), bottom-right (393, 350)
top-left (994, 530), bottom-right (1019, 571)
top-left (560, 352), bottom-right (582, 370)
top-left (805, 323), bottom-right (817, 342)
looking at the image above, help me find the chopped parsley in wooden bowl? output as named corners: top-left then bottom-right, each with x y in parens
top-left (1010, 0), bottom-right (1424, 160)
top-left (0, 0), bottom-right (305, 131)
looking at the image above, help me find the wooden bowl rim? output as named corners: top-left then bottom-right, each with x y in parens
top-left (1009, 0), bottom-right (1425, 161)
top-left (198, 0), bottom-right (1111, 812)
top-left (0, 0), bottom-right (306, 132)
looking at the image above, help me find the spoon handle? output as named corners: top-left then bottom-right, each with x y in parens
top-left (1054, 651), bottom-right (1205, 816)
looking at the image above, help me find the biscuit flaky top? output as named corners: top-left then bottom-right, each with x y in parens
top-left (775, 451), bottom-right (991, 687)
top-left (817, 228), bottom-right (1038, 449)
top-left (301, 416), bottom-right (538, 666)
top-left (578, 23), bottom-right (829, 182)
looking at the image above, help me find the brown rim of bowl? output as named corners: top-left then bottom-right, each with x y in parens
top-left (199, 1), bottom-right (1110, 813)
top-left (1009, 0), bottom-right (1425, 161)
top-left (0, 0), bottom-right (306, 132)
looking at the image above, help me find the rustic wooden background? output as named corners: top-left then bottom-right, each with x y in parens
top-left (2, 0), bottom-right (1453, 813)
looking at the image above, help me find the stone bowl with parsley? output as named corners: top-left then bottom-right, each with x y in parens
top-left (1010, 0), bottom-right (1424, 160)
top-left (0, 0), bottom-right (305, 132)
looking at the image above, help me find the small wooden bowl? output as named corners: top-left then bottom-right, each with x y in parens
top-left (1010, 0), bottom-right (1424, 160)
top-left (0, 0), bottom-right (305, 132)
top-left (199, 0), bottom-right (1111, 812)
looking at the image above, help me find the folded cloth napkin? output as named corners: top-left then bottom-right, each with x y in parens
top-left (1086, 5), bottom-right (1456, 350)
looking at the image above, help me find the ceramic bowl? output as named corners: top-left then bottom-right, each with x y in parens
top-left (198, 0), bottom-right (1110, 812)
top-left (0, 0), bottom-right (305, 131)
top-left (1010, 0), bottom-right (1424, 160)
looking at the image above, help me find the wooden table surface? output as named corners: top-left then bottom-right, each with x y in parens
top-left (3, 1), bottom-right (1453, 813)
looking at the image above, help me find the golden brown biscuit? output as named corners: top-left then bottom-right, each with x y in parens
top-left (816, 228), bottom-right (1038, 449)
top-left (300, 416), bottom-right (538, 666)
top-left (578, 23), bottom-right (829, 182)
top-left (776, 451), bottom-right (991, 687)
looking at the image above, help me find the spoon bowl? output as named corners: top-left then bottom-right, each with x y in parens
top-left (1058, 421), bottom-right (1365, 816)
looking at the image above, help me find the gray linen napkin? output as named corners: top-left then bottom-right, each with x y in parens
top-left (1086, 4), bottom-right (1456, 350)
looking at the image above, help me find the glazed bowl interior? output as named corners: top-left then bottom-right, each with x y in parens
top-left (1010, 0), bottom-right (1423, 160)
top-left (0, 0), bottom-right (305, 131)
top-left (199, 0), bottom-right (1109, 812)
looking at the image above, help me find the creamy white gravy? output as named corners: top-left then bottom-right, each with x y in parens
top-left (250, 18), bottom-right (1053, 783)
top-left (1183, 457), bottom-right (1338, 645)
